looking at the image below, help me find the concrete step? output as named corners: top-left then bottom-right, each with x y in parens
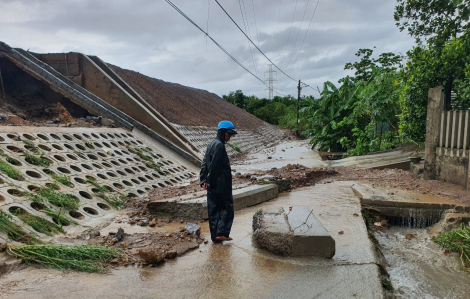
top-left (147, 184), bottom-right (279, 219)
top-left (252, 206), bottom-right (336, 258)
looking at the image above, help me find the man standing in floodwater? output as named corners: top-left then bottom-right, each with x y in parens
top-left (200, 120), bottom-right (237, 243)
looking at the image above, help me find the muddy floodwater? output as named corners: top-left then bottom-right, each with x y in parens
top-left (375, 227), bottom-right (470, 299)
top-left (0, 183), bottom-right (384, 299)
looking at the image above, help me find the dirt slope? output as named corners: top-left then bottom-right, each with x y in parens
top-left (109, 65), bottom-right (267, 130)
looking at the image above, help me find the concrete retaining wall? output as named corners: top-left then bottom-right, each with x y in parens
top-left (435, 148), bottom-right (469, 187)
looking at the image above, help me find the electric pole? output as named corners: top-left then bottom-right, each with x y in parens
top-left (296, 80), bottom-right (301, 136)
top-left (265, 64), bottom-right (277, 100)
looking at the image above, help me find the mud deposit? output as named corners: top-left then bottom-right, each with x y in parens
top-left (374, 227), bottom-right (470, 299)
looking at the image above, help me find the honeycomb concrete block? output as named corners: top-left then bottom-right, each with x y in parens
top-left (175, 124), bottom-right (285, 157)
top-left (253, 206), bottom-right (335, 258)
top-left (0, 126), bottom-right (197, 238)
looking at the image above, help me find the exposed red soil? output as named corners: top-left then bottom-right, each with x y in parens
top-left (109, 64), bottom-right (267, 130)
top-left (0, 105), bottom-right (107, 128)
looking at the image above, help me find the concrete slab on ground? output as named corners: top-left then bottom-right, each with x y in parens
top-left (147, 184), bottom-right (279, 219)
top-left (0, 181), bottom-right (385, 299)
top-left (327, 148), bottom-right (412, 170)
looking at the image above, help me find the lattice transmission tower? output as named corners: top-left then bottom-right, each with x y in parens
top-left (265, 64), bottom-right (277, 100)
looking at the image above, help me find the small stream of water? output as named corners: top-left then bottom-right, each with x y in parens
top-left (383, 207), bottom-right (445, 228)
top-left (374, 227), bottom-right (470, 298)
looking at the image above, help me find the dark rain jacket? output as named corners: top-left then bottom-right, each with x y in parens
top-left (200, 131), bottom-right (232, 194)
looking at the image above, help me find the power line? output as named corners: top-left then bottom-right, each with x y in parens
top-left (214, 0), bottom-right (298, 82)
top-left (279, 0), bottom-right (299, 72)
top-left (250, 0), bottom-right (261, 47)
top-left (238, 0), bottom-right (260, 80)
top-left (284, 0), bottom-right (310, 76)
top-left (164, 0), bottom-right (287, 97)
top-left (289, 0), bottom-right (320, 78)
top-left (277, 0), bottom-right (282, 37)
top-left (205, 0), bottom-right (210, 54)
top-left (241, 0), bottom-right (261, 77)
top-left (214, 0), bottom-right (318, 97)
top-left (281, 0), bottom-right (310, 91)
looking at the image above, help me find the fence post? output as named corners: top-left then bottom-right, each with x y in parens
top-left (424, 87), bottom-right (445, 180)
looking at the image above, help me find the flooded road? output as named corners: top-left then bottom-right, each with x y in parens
top-left (0, 182), bottom-right (384, 299)
top-left (233, 140), bottom-right (326, 172)
top-left (375, 227), bottom-right (470, 299)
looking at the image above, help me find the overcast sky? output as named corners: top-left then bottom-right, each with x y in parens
top-left (1, 0), bottom-right (415, 98)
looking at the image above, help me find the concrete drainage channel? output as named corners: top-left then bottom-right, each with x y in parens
top-left (352, 183), bottom-right (470, 298)
top-left (0, 126), bottom-right (197, 242)
top-left (352, 183), bottom-right (470, 228)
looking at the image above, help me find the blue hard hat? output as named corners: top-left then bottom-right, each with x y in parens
top-left (217, 120), bottom-right (237, 134)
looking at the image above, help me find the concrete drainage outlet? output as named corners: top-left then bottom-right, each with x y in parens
top-left (352, 185), bottom-right (470, 229)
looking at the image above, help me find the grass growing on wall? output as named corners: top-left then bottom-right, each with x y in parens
top-left (24, 151), bottom-right (51, 168)
top-left (10, 208), bottom-right (65, 236)
top-left (0, 211), bottom-right (40, 244)
top-left (227, 142), bottom-right (242, 153)
top-left (85, 179), bottom-right (107, 192)
top-left (31, 186), bottom-right (79, 211)
top-left (0, 153), bottom-right (24, 180)
top-left (40, 209), bottom-right (76, 226)
top-left (101, 194), bottom-right (127, 209)
top-left (53, 175), bottom-right (73, 187)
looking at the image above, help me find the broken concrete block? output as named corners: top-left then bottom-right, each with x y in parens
top-left (253, 206), bottom-right (335, 258)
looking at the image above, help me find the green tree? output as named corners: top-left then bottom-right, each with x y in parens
top-left (254, 101), bottom-right (287, 125)
top-left (222, 90), bottom-right (247, 109)
top-left (399, 33), bottom-right (470, 140)
top-left (342, 68), bottom-right (402, 154)
top-left (343, 48), bottom-right (402, 83)
top-left (244, 96), bottom-right (266, 114)
top-left (301, 79), bottom-right (360, 151)
top-left (395, 0), bottom-right (470, 141)
top-left (394, 0), bottom-right (470, 46)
